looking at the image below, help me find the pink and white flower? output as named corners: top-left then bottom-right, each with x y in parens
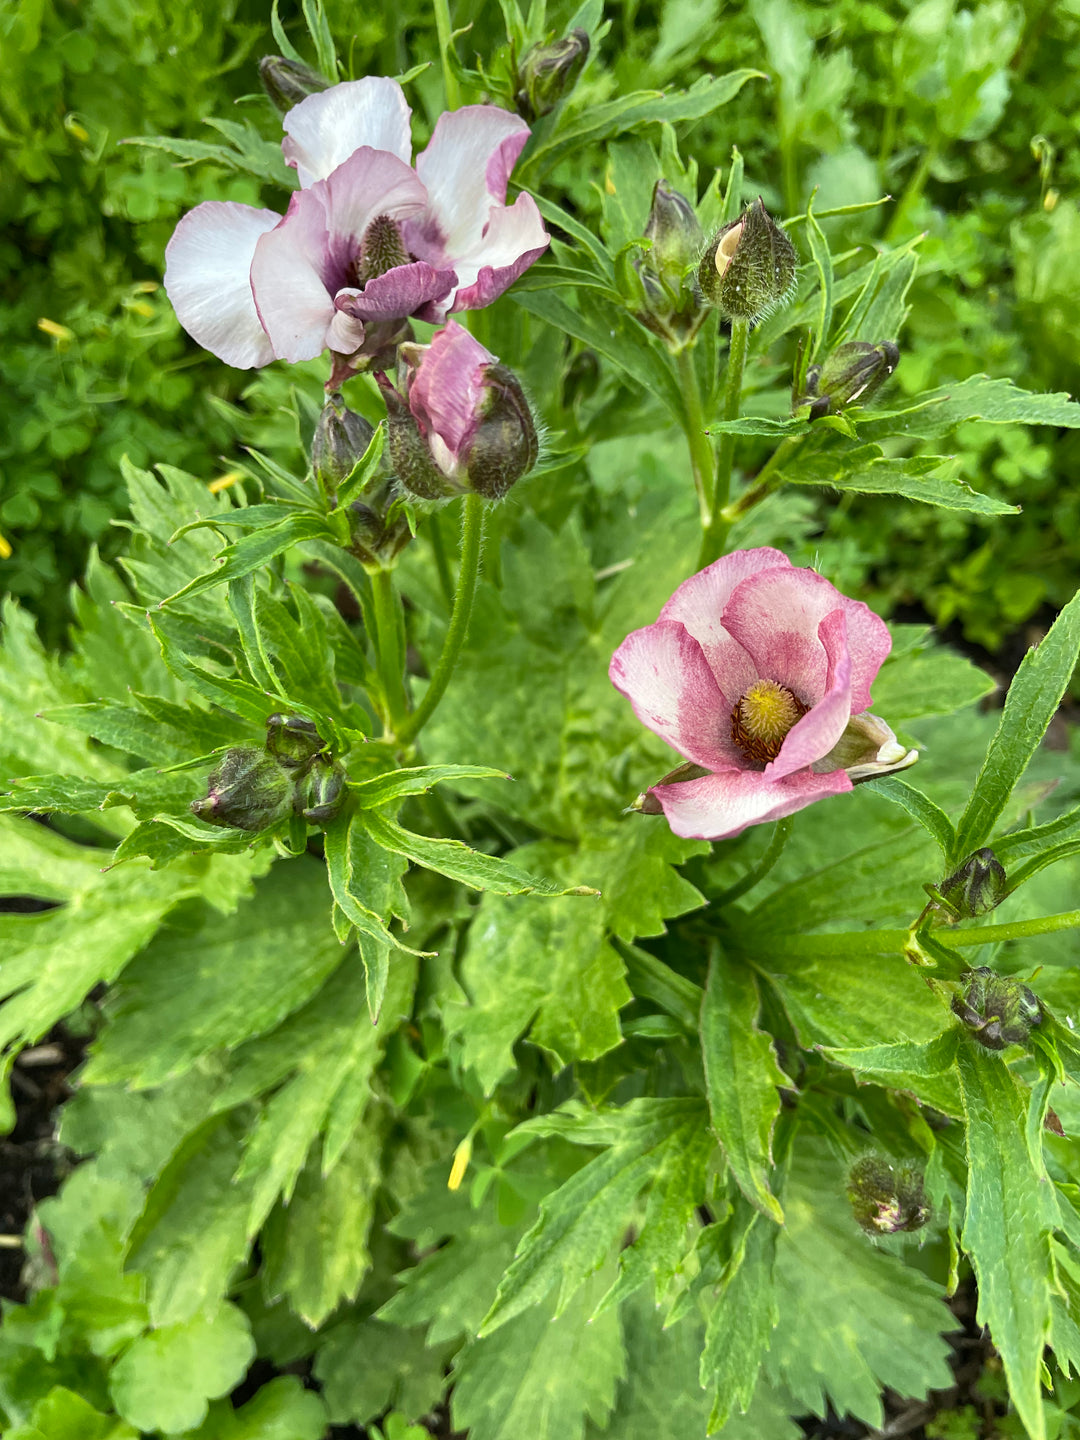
top-left (610, 548), bottom-right (917, 841)
top-left (163, 77), bottom-right (549, 370)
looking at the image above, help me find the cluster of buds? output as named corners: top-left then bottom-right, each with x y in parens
top-left (192, 714), bottom-right (346, 833)
top-left (313, 395), bottom-right (414, 570)
top-left (846, 1155), bottom-right (931, 1236)
top-left (793, 340), bottom-right (900, 420)
top-left (378, 322), bottom-right (538, 502)
top-left (952, 967), bottom-right (1042, 1051)
top-left (632, 181), bottom-right (708, 351)
top-left (925, 848), bottom-right (1009, 922)
top-left (515, 29), bottom-right (590, 120)
top-left (698, 199), bottom-right (798, 324)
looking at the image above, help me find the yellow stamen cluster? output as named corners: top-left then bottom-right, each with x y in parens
top-left (730, 679), bottom-right (808, 764)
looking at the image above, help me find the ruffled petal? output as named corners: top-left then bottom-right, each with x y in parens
top-left (660, 547), bottom-right (791, 699)
top-left (766, 608), bottom-right (853, 780)
top-left (407, 322), bottom-right (493, 461)
top-left (610, 620), bottom-right (736, 772)
top-left (443, 193), bottom-right (549, 314)
top-left (282, 77), bottom-right (412, 186)
top-left (721, 565), bottom-right (866, 705)
top-left (334, 261), bottom-right (456, 323)
top-left (320, 147), bottom-right (428, 277)
top-left (411, 105), bottom-right (531, 258)
top-left (249, 189), bottom-right (336, 363)
top-left (164, 202), bottom-right (281, 369)
top-left (649, 765), bottom-right (852, 842)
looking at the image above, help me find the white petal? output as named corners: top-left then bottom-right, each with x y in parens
top-left (164, 202), bottom-right (280, 369)
top-left (249, 189), bottom-right (336, 363)
top-left (283, 77), bottom-right (412, 186)
top-left (442, 193), bottom-right (549, 312)
top-left (413, 105), bottom-right (530, 258)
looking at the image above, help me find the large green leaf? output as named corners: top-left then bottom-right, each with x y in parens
top-left (701, 1208), bottom-right (781, 1431)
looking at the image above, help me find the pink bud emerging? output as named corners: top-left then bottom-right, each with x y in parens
top-left (609, 548), bottom-right (917, 840)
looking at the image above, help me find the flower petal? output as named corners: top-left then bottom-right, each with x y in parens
top-left (334, 262), bottom-right (457, 323)
top-left (164, 202), bottom-right (281, 369)
top-left (444, 193), bottom-right (549, 314)
top-left (407, 322), bottom-right (493, 461)
top-left (610, 620), bottom-right (737, 772)
top-left (765, 608), bottom-right (853, 780)
top-left (282, 77), bottom-right (412, 186)
top-left (650, 765), bottom-right (852, 841)
top-left (660, 547), bottom-right (791, 699)
top-left (411, 105), bottom-right (532, 259)
top-left (250, 189), bottom-right (337, 363)
top-left (320, 147), bottom-right (429, 277)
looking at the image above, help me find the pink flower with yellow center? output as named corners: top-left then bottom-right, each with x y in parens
top-left (163, 77), bottom-right (549, 370)
top-left (609, 547), bottom-right (917, 841)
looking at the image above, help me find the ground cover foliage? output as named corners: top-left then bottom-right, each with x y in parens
top-left (2, 0), bottom-right (1080, 1438)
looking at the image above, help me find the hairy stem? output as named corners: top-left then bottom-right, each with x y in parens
top-left (371, 566), bottom-right (408, 735)
top-left (675, 347), bottom-right (716, 529)
top-left (715, 816), bottom-right (793, 907)
top-left (720, 435), bottom-right (807, 526)
top-left (698, 318), bottom-right (749, 567)
top-left (432, 0), bottom-right (462, 109)
top-left (429, 510), bottom-right (455, 610)
top-left (398, 493), bottom-right (484, 745)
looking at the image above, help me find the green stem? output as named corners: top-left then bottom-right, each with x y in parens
top-left (698, 318), bottom-right (749, 568)
top-left (885, 144), bottom-right (936, 243)
top-left (398, 493), bottom-right (484, 745)
top-left (429, 510), bottom-right (454, 610)
top-left (745, 909), bottom-right (1080, 961)
top-left (719, 435), bottom-right (807, 527)
top-left (675, 347), bottom-right (716, 528)
top-left (432, 0), bottom-right (462, 109)
top-left (716, 816), bottom-right (793, 908)
top-left (371, 567), bottom-right (408, 735)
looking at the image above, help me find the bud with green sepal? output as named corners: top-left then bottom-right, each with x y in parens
top-left (794, 341), bottom-right (900, 420)
top-left (265, 714), bottom-right (327, 771)
top-left (926, 848), bottom-right (1009, 921)
top-left (312, 395), bottom-right (375, 499)
top-left (633, 180), bottom-right (708, 350)
top-left (515, 28), bottom-right (590, 121)
top-left (347, 481), bottom-right (415, 571)
top-left (191, 747), bottom-right (295, 832)
top-left (846, 1155), bottom-right (931, 1236)
top-left (952, 967), bottom-right (1042, 1051)
top-left (378, 322), bottom-right (538, 502)
top-left (258, 55), bottom-right (328, 112)
top-left (299, 756), bottom-right (348, 825)
top-left (698, 199), bottom-right (798, 324)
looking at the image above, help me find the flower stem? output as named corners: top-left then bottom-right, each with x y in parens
top-left (748, 908), bottom-right (1080, 961)
top-left (371, 566), bottom-right (408, 735)
top-left (428, 510), bottom-right (455, 610)
top-left (698, 318), bottom-right (749, 568)
top-left (433, 0), bottom-right (462, 109)
top-left (719, 434), bottom-right (807, 526)
top-left (715, 816), bottom-right (793, 907)
top-left (398, 493), bottom-right (484, 745)
top-left (675, 347), bottom-right (716, 529)
top-left (886, 144), bottom-right (936, 243)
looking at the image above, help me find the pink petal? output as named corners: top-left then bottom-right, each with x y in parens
top-left (765, 608), bottom-right (853, 780)
top-left (334, 261), bottom-right (456, 323)
top-left (408, 322), bottom-right (494, 460)
top-left (444, 194), bottom-right (550, 314)
top-left (411, 106), bottom-right (532, 259)
top-left (660, 547), bottom-right (792, 699)
top-left (282, 77), bottom-right (412, 186)
top-left (837, 596), bottom-right (893, 714)
top-left (164, 202), bottom-right (281, 369)
top-left (650, 766), bottom-right (852, 842)
top-left (610, 620), bottom-right (738, 773)
top-left (249, 189), bottom-right (337, 363)
top-left (721, 565), bottom-right (865, 706)
top-left (320, 147), bottom-right (428, 277)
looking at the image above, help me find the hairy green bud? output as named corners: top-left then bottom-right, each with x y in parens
top-left (299, 756), bottom-right (347, 824)
top-left (516, 29), bottom-right (590, 120)
top-left (952, 967), bottom-right (1042, 1051)
top-left (634, 181), bottom-right (707, 349)
top-left (846, 1155), bottom-right (931, 1236)
top-left (465, 363), bottom-right (539, 500)
top-left (258, 55), bottom-right (329, 112)
top-left (796, 340), bottom-right (899, 419)
top-left (191, 747), bottom-right (294, 832)
top-left (265, 714), bottom-right (326, 770)
top-left (698, 199), bottom-right (797, 324)
top-left (312, 395), bottom-right (375, 495)
top-left (927, 848), bottom-right (1009, 921)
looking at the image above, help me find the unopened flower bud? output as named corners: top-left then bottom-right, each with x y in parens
top-left (348, 480), bottom-right (414, 570)
top-left (299, 756), bottom-right (347, 824)
top-left (952, 967), bottom-right (1042, 1051)
top-left (516, 29), bottom-right (590, 121)
top-left (258, 55), bottom-right (329, 113)
top-left (634, 181), bottom-right (707, 349)
top-left (846, 1155), bottom-right (931, 1236)
top-left (698, 199), bottom-right (797, 324)
top-left (796, 341), bottom-right (899, 419)
top-left (928, 849), bottom-right (1009, 921)
top-left (191, 747), bottom-right (294, 832)
top-left (312, 395), bottom-right (375, 495)
top-left (265, 714), bottom-right (326, 770)
top-left (379, 322), bottom-right (538, 503)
